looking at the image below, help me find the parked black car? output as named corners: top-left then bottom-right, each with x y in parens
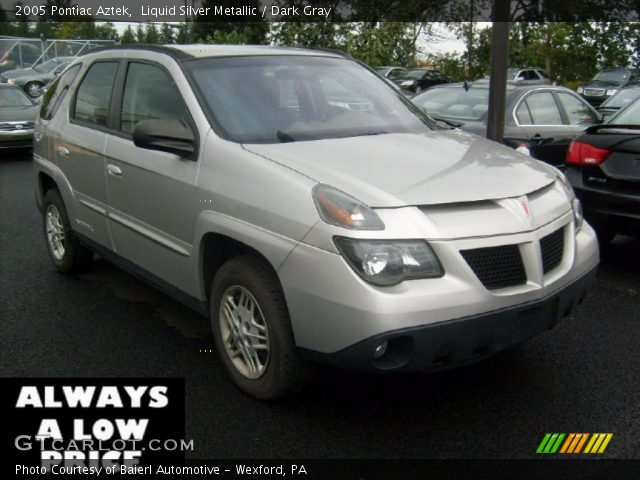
top-left (565, 96), bottom-right (640, 241)
top-left (578, 68), bottom-right (640, 106)
top-left (392, 69), bottom-right (452, 94)
top-left (597, 86), bottom-right (640, 120)
top-left (411, 82), bottom-right (601, 167)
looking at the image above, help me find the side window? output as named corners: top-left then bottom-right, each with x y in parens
top-left (72, 62), bottom-right (118, 127)
top-left (120, 62), bottom-right (190, 135)
top-left (556, 92), bottom-right (596, 125)
top-left (522, 92), bottom-right (563, 125)
top-left (515, 101), bottom-right (533, 125)
top-left (40, 64), bottom-right (81, 120)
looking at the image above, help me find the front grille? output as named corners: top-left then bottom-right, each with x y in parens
top-left (0, 121), bottom-right (33, 131)
top-left (540, 228), bottom-right (564, 274)
top-left (461, 245), bottom-right (527, 290)
top-left (584, 88), bottom-right (605, 96)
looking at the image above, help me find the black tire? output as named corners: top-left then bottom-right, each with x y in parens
top-left (25, 81), bottom-right (44, 98)
top-left (42, 189), bottom-right (93, 273)
top-left (210, 255), bottom-right (312, 399)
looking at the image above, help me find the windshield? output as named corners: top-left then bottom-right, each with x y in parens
top-left (603, 88), bottom-right (640, 108)
top-left (592, 70), bottom-right (630, 84)
top-left (186, 55), bottom-right (433, 143)
top-left (412, 87), bottom-right (490, 121)
top-left (33, 59), bottom-right (60, 73)
top-left (0, 87), bottom-right (33, 107)
top-left (611, 98), bottom-right (640, 124)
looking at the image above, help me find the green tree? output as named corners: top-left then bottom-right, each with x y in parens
top-left (159, 23), bottom-right (175, 44)
top-left (135, 24), bottom-right (145, 43)
top-left (121, 25), bottom-right (136, 44)
top-left (145, 23), bottom-right (159, 44)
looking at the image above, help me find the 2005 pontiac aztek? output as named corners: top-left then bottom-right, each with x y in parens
top-left (33, 45), bottom-right (599, 399)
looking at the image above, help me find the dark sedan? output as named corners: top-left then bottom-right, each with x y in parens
top-left (0, 84), bottom-right (38, 150)
top-left (565, 97), bottom-right (640, 242)
top-left (0, 56), bottom-right (75, 98)
top-left (411, 82), bottom-right (601, 167)
top-left (392, 69), bottom-right (451, 94)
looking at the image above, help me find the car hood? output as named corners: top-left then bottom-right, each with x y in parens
top-left (244, 130), bottom-right (557, 207)
top-left (0, 68), bottom-right (36, 79)
top-left (0, 105), bottom-right (38, 122)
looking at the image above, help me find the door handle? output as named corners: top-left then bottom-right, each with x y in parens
top-left (530, 134), bottom-right (552, 145)
top-left (106, 164), bottom-right (123, 177)
top-left (56, 145), bottom-right (70, 157)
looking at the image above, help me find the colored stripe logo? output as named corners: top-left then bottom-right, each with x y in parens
top-left (537, 433), bottom-right (613, 454)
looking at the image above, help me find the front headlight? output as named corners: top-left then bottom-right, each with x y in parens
top-left (577, 86), bottom-right (584, 94)
top-left (6, 78), bottom-right (16, 84)
top-left (606, 89), bottom-right (618, 96)
top-left (400, 80), bottom-right (415, 87)
top-left (334, 237), bottom-right (444, 286)
top-left (313, 184), bottom-right (384, 230)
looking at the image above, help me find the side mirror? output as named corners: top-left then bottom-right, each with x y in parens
top-left (133, 119), bottom-right (196, 159)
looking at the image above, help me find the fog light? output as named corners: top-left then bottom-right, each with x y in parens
top-left (373, 341), bottom-right (388, 359)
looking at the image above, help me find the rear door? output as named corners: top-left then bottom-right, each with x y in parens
top-left (54, 60), bottom-right (120, 248)
top-left (514, 89), bottom-right (596, 167)
top-left (103, 59), bottom-right (199, 294)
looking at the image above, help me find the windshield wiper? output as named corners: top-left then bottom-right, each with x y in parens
top-left (431, 116), bottom-right (463, 128)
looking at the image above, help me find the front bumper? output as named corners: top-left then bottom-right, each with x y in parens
top-left (0, 129), bottom-right (34, 149)
top-left (278, 214), bottom-right (599, 365)
top-left (300, 266), bottom-right (596, 372)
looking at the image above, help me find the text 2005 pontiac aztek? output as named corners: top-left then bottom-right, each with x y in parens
top-left (33, 45), bottom-right (599, 398)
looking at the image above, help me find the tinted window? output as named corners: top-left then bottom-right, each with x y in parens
top-left (72, 62), bottom-right (118, 127)
top-left (40, 64), bottom-right (81, 120)
top-left (523, 92), bottom-right (562, 125)
top-left (556, 92), bottom-right (596, 125)
top-left (515, 101), bottom-right (533, 124)
top-left (120, 62), bottom-right (189, 135)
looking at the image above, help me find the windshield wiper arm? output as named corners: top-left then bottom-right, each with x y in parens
top-left (431, 116), bottom-right (463, 128)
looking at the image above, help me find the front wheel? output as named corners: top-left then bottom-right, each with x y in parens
top-left (43, 189), bottom-right (93, 273)
top-left (210, 255), bottom-right (311, 399)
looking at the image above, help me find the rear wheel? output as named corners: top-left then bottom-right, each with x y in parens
top-left (210, 255), bottom-right (311, 399)
top-left (43, 189), bottom-right (93, 273)
top-left (25, 81), bottom-right (44, 98)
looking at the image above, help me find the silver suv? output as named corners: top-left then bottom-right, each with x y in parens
top-left (33, 45), bottom-right (599, 399)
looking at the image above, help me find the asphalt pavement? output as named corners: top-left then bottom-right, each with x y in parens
top-left (1, 152), bottom-right (639, 459)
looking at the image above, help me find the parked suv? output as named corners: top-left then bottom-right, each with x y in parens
top-left (34, 45), bottom-right (599, 399)
top-left (578, 68), bottom-right (640, 106)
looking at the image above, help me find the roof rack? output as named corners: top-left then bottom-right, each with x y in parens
top-left (88, 44), bottom-right (194, 60)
